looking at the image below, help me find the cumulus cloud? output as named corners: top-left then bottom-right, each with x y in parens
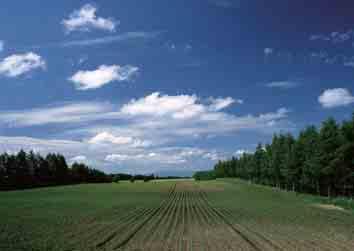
top-left (209, 97), bottom-right (241, 111)
top-left (62, 4), bottom-right (117, 33)
top-left (265, 81), bottom-right (300, 89)
top-left (105, 154), bottom-right (130, 162)
top-left (114, 93), bottom-right (291, 144)
top-left (235, 149), bottom-right (251, 156)
top-left (264, 48), bottom-right (273, 55)
top-left (69, 64), bottom-right (139, 90)
top-left (88, 132), bottom-right (150, 147)
top-left (120, 92), bottom-right (204, 119)
top-left (70, 155), bottom-right (87, 163)
top-left (0, 52), bottom-right (45, 77)
top-left (0, 92), bottom-right (291, 171)
top-left (0, 92), bottom-right (291, 144)
top-left (318, 88), bottom-right (354, 108)
top-left (104, 147), bottom-right (222, 165)
top-left (0, 97), bottom-right (291, 174)
top-left (105, 152), bottom-right (187, 165)
top-left (120, 93), bottom-right (239, 119)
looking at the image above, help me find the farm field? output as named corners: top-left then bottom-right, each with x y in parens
top-left (0, 179), bottom-right (354, 251)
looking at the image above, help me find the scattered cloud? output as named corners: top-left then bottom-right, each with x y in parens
top-left (0, 135), bottom-right (224, 174)
top-left (60, 31), bottom-right (161, 47)
top-left (105, 154), bottom-right (131, 162)
top-left (118, 93), bottom-right (290, 140)
top-left (120, 92), bottom-right (205, 119)
top-left (265, 81), bottom-right (300, 89)
top-left (318, 88), bottom-right (354, 108)
top-left (88, 132), bottom-right (150, 148)
top-left (309, 34), bottom-right (331, 42)
top-left (120, 93), bottom-right (242, 120)
top-left (0, 93), bottom-right (291, 141)
top-left (78, 56), bottom-right (88, 65)
top-left (235, 149), bottom-right (251, 156)
top-left (104, 147), bottom-right (223, 166)
top-left (0, 52), bottom-right (45, 77)
top-left (185, 44), bottom-right (192, 51)
top-left (69, 64), bottom-right (139, 90)
top-left (70, 155), bottom-right (87, 163)
top-left (62, 4), bottom-right (117, 33)
top-left (344, 60), bottom-right (354, 68)
top-left (0, 102), bottom-right (113, 127)
top-left (264, 48), bottom-right (273, 55)
top-left (310, 30), bottom-right (354, 43)
top-left (209, 97), bottom-right (241, 111)
top-left (0, 92), bottom-right (291, 172)
top-left (0, 41), bottom-right (4, 52)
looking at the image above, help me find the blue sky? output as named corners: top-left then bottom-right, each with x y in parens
top-left (0, 0), bottom-right (354, 175)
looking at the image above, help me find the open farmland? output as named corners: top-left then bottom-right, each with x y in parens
top-left (0, 180), bottom-right (354, 251)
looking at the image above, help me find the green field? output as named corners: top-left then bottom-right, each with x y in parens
top-left (0, 179), bottom-right (353, 251)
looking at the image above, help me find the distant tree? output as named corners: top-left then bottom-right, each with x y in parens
top-left (112, 175), bottom-right (120, 183)
top-left (318, 118), bottom-right (342, 197)
top-left (209, 111), bottom-right (354, 198)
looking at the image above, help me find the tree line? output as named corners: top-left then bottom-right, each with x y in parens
top-left (211, 114), bottom-right (354, 197)
top-left (0, 150), bottom-right (111, 190)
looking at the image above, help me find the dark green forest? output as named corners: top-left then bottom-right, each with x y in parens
top-left (0, 150), bottom-right (111, 190)
top-left (0, 151), bottom-right (174, 190)
top-left (205, 114), bottom-right (354, 197)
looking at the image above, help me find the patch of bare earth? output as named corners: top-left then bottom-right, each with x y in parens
top-left (313, 203), bottom-right (346, 211)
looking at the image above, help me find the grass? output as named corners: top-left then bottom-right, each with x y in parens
top-left (0, 179), bottom-right (353, 250)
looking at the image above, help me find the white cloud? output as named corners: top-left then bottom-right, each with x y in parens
top-left (60, 31), bottom-right (161, 47)
top-left (264, 48), bottom-right (273, 55)
top-left (235, 149), bottom-right (251, 156)
top-left (88, 132), bottom-right (150, 147)
top-left (0, 92), bottom-right (291, 144)
top-left (209, 97), bottom-right (241, 111)
top-left (62, 4), bottom-right (117, 33)
top-left (318, 88), bottom-right (354, 108)
top-left (70, 155), bottom-right (87, 163)
top-left (310, 30), bottom-right (353, 43)
top-left (185, 44), bottom-right (192, 51)
top-left (0, 135), bottom-right (226, 174)
top-left (69, 65), bottom-right (139, 90)
top-left (105, 152), bottom-right (187, 165)
top-left (202, 152), bottom-right (220, 161)
top-left (105, 154), bottom-right (130, 162)
top-left (344, 61), bottom-right (354, 68)
top-left (310, 34), bottom-right (331, 41)
top-left (0, 41), bottom-right (4, 52)
top-left (119, 93), bottom-right (288, 133)
top-left (0, 92), bottom-right (291, 171)
top-left (120, 92), bottom-right (204, 119)
top-left (0, 52), bottom-right (45, 77)
top-left (104, 147), bottom-right (221, 166)
top-left (0, 102), bottom-right (113, 127)
top-left (120, 93), bottom-right (240, 120)
top-left (265, 81), bottom-right (299, 89)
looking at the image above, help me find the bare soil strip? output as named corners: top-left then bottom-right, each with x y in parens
top-left (114, 183), bottom-right (261, 251)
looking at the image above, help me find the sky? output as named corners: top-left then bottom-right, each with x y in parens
top-left (0, 0), bottom-right (354, 175)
